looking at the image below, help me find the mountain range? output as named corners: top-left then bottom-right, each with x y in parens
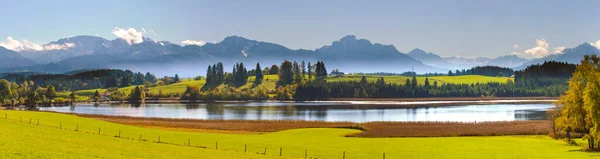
top-left (407, 48), bottom-right (530, 69)
top-left (0, 35), bottom-right (598, 77)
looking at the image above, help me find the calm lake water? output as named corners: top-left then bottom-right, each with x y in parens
top-left (39, 101), bottom-right (553, 122)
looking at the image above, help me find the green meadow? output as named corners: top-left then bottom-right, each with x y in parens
top-left (327, 75), bottom-right (512, 85)
top-left (1, 110), bottom-right (596, 159)
top-left (59, 74), bottom-right (511, 98)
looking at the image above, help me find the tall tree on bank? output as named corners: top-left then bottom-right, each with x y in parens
top-left (202, 62), bottom-right (225, 90)
top-left (277, 60), bottom-right (294, 86)
top-left (553, 55), bottom-right (600, 149)
top-left (301, 61), bottom-right (306, 77)
top-left (307, 62), bottom-right (313, 80)
top-left (424, 77), bottom-right (431, 90)
top-left (231, 62), bottom-right (248, 87)
top-left (315, 61), bottom-right (327, 80)
top-left (174, 74), bottom-right (180, 83)
top-left (254, 62), bottom-right (263, 86)
top-left (293, 61), bottom-right (302, 83)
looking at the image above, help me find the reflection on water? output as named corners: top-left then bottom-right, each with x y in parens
top-left (38, 102), bottom-right (552, 122)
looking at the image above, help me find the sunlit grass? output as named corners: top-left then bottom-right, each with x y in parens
top-left (0, 110), bottom-right (593, 159)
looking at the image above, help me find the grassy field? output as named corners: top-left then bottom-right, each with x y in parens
top-left (328, 75), bottom-right (512, 85)
top-left (59, 74), bottom-right (511, 99)
top-left (1, 110), bottom-right (596, 159)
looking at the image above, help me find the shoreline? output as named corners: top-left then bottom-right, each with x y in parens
top-left (58, 96), bottom-right (558, 105)
top-left (71, 113), bottom-right (551, 137)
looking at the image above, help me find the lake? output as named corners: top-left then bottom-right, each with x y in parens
top-left (38, 101), bottom-right (553, 122)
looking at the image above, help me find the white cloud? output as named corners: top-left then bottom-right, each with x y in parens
top-left (513, 44), bottom-right (519, 48)
top-left (111, 27), bottom-right (144, 45)
top-left (181, 40), bottom-right (207, 46)
top-left (591, 40), bottom-right (600, 49)
top-left (0, 37), bottom-right (75, 52)
top-left (511, 52), bottom-right (520, 55)
top-left (524, 39), bottom-right (549, 58)
top-left (553, 46), bottom-right (566, 54)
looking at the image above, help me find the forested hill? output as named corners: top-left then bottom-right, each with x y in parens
top-left (0, 69), bottom-right (158, 91)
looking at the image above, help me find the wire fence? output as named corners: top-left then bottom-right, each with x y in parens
top-left (2, 113), bottom-right (391, 159)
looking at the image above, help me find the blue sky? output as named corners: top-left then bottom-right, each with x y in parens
top-left (1, 0), bottom-right (600, 58)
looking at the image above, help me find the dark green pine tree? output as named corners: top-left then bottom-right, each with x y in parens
top-left (307, 62), bottom-right (312, 80)
top-left (254, 62), bottom-right (263, 86)
top-left (174, 74), bottom-right (180, 83)
top-left (206, 65), bottom-right (213, 85)
top-left (424, 77), bottom-right (431, 89)
top-left (404, 79), bottom-right (411, 89)
top-left (121, 75), bottom-right (132, 87)
top-left (411, 76), bottom-right (418, 89)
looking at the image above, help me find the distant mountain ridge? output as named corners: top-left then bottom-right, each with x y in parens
top-left (0, 35), bottom-right (443, 76)
top-left (408, 49), bottom-right (530, 69)
top-left (515, 43), bottom-right (600, 69)
top-left (3, 34), bottom-right (597, 76)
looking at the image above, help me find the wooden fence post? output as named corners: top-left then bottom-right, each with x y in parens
top-left (280, 147), bottom-right (282, 156)
top-left (29, 118), bottom-right (31, 124)
top-left (244, 144), bottom-right (247, 153)
top-left (76, 125), bottom-right (78, 131)
top-left (215, 142), bottom-right (218, 150)
top-left (98, 128), bottom-right (101, 134)
top-left (383, 152), bottom-right (386, 159)
top-left (60, 122), bottom-right (62, 129)
top-left (37, 119), bottom-right (39, 125)
top-left (20, 116), bottom-right (22, 122)
top-left (188, 138), bottom-right (190, 146)
top-left (343, 151), bottom-right (346, 159)
top-left (263, 147), bottom-right (267, 155)
top-left (305, 149), bottom-right (307, 159)
top-left (118, 130), bottom-right (121, 137)
top-left (139, 134), bottom-right (142, 141)
top-left (158, 135), bottom-right (161, 143)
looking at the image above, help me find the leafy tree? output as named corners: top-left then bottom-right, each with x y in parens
top-left (93, 90), bottom-right (101, 102)
top-left (448, 70), bottom-right (454, 76)
top-left (269, 64), bottom-right (280, 75)
top-left (145, 72), bottom-right (156, 83)
top-left (553, 55), bottom-right (599, 148)
top-left (129, 86), bottom-right (146, 102)
top-left (277, 60), bottom-right (294, 86)
top-left (0, 79), bottom-right (12, 101)
top-left (45, 85), bottom-right (57, 99)
top-left (69, 92), bottom-right (76, 102)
